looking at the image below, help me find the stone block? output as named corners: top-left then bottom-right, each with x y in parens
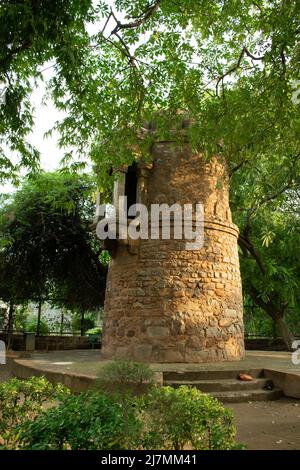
top-left (219, 318), bottom-right (234, 327)
top-left (185, 348), bottom-right (210, 362)
top-left (224, 309), bottom-right (237, 317)
top-left (205, 326), bottom-right (222, 338)
top-left (188, 335), bottom-right (206, 349)
top-left (164, 350), bottom-right (185, 362)
top-left (147, 326), bottom-right (169, 337)
top-left (170, 319), bottom-right (185, 335)
top-left (126, 330), bottom-right (135, 337)
top-left (134, 344), bottom-right (153, 361)
top-left (115, 347), bottom-right (129, 359)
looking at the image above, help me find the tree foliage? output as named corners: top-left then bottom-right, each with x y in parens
top-left (0, 0), bottom-right (93, 180)
top-left (0, 0), bottom-right (299, 189)
top-left (0, 376), bottom-right (69, 449)
top-left (231, 153), bottom-right (300, 348)
top-left (0, 171), bottom-right (107, 312)
top-left (1, 1), bottom-right (299, 343)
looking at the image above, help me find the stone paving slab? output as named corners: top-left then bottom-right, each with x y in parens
top-left (9, 350), bottom-right (300, 398)
top-left (12, 349), bottom-right (300, 376)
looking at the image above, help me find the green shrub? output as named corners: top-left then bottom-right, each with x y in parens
top-left (20, 384), bottom-right (240, 450)
top-left (13, 304), bottom-right (30, 330)
top-left (26, 318), bottom-right (49, 335)
top-left (0, 376), bottom-right (69, 449)
top-left (72, 314), bottom-right (95, 333)
top-left (96, 360), bottom-right (155, 396)
top-left (141, 385), bottom-right (238, 450)
top-left (99, 250), bottom-right (110, 266)
top-left (2, 365), bottom-right (242, 450)
top-left (20, 390), bottom-right (143, 450)
top-left (86, 327), bottom-right (102, 335)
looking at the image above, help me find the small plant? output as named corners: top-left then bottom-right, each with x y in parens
top-left (96, 360), bottom-right (155, 396)
top-left (86, 327), bottom-right (102, 335)
top-left (141, 385), bottom-right (239, 450)
top-left (99, 251), bottom-right (110, 266)
top-left (26, 318), bottom-right (49, 335)
top-left (72, 313), bottom-right (95, 334)
top-left (0, 376), bottom-right (70, 449)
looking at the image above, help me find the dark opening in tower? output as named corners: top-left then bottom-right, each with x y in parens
top-left (125, 164), bottom-right (138, 218)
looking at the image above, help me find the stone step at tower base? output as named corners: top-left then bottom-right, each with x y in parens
top-left (163, 369), bottom-right (283, 403)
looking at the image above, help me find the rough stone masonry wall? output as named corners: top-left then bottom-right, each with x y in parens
top-left (101, 141), bottom-right (245, 363)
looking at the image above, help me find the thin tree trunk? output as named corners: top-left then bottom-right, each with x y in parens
top-left (36, 299), bottom-right (42, 336)
top-left (274, 315), bottom-right (295, 351)
top-left (60, 311), bottom-right (64, 336)
top-left (248, 285), bottom-right (295, 351)
top-left (80, 310), bottom-right (85, 336)
top-left (239, 231), bottom-right (296, 351)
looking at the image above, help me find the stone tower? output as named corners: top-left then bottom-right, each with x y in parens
top-left (99, 125), bottom-right (245, 363)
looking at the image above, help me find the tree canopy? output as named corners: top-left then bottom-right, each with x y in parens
top-left (231, 150), bottom-right (300, 348)
top-left (0, 0), bottom-right (299, 189)
top-left (0, 1), bottom-right (299, 347)
top-left (0, 171), bottom-right (107, 312)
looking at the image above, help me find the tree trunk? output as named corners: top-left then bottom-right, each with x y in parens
top-left (60, 311), bottom-right (64, 336)
top-left (36, 299), bottom-right (42, 336)
top-left (80, 310), bottom-right (85, 336)
top-left (274, 315), bottom-right (295, 351)
top-left (247, 284), bottom-right (295, 351)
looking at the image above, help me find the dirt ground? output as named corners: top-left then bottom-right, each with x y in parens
top-left (1, 360), bottom-right (300, 450)
top-left (226, 399), bottom-right (300, 450)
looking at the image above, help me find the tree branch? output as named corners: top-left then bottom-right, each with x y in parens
top-left (101, 12), bottom-right (112, 35)
top-left (110, 0), bottom-right (161, 36)
top-left (0, 41), bottom-right (31, 72)
top-left (238, 233), bottom-right (267, 275)
top-left (216, 46), bottom-right (265, 95)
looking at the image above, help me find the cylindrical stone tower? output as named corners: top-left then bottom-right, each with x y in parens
top-left (100, 133), bottom-right (244, 363)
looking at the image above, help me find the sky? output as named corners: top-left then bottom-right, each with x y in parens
top-left (1, 70), bottom-right (64, 194)
top-left (28, 72), bottom-right (65, 172)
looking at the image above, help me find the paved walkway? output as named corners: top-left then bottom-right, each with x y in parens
top-left (11, 349), bottom-right (300, 377)
top-left (227, 398), bottom-right (300, 450)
